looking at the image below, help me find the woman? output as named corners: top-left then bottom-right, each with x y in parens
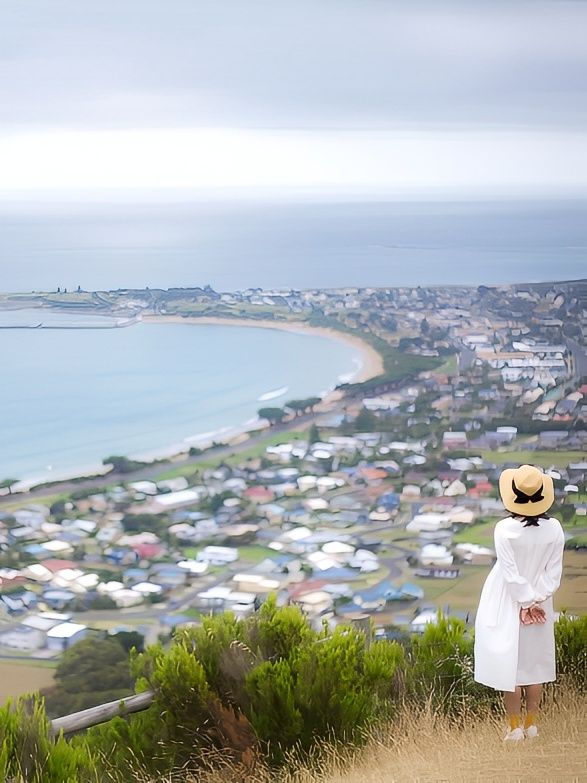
top-left (474, 464), bottom-right (565, 741)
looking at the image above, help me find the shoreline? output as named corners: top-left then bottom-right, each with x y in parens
top-left (2, 315), bottom-right (384, 494)
top-left (141, 314), bottom-right (385, 384)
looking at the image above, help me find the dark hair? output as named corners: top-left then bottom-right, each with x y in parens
top-left (510, 513), bottom-right (549, 527)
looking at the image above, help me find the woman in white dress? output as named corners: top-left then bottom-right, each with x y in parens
top-left (474, 464), bottom-right (565, 741)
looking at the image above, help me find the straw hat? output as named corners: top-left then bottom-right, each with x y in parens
top-left (498, 464), bottom-right (554, 517)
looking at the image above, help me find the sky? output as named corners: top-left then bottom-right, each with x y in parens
top-left (1, 0), bottom-right (586, 199)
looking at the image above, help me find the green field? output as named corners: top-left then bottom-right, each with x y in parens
top-left (410, 551), bottom-right (587, 616)
top-left (478, 450), bottom-right (587, 468)
top-left (452, 519), bottom-right (497, 546)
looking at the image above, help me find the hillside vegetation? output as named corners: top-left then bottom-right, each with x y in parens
top-left (0, 604), bottom-right (585, 782)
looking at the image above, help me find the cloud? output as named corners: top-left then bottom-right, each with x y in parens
top-left (1, 0), bottom-right (586, 131)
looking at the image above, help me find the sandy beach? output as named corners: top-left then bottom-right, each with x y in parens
top-left (142, 314), bottom-right (384, 384)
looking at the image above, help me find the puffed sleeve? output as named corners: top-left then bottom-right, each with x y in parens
top-left (534, 523), bottom-right (565, 603)
top-left (494, 524), bottom-right (538, 607)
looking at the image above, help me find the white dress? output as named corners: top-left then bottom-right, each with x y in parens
top-left (474, 515), bottom-right (565, 692)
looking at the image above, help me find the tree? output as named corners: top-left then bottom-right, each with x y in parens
top-left (0, 478), bottom-right (18, 495)
top-left (284, 399), bottom-right (306, 417)
top-left (113, 630), bottom-right (145, 654)
top-left (43, 637), bottom-right (133, 718)
top-left (303, 396), bottom-right (322, 412)
top-left (257, 407), bottom-right (286, 426)
top-left (354, 408), bottom-right (377, 431)
top-left (102, 455), bottom-right (147, 473)
top-left (308, 423), bottom-right (321, 444)
top-left (122, 513), bottom-right (166, 536)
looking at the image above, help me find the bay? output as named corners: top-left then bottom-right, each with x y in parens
top-left (0, 322), bottom-right (360, 483)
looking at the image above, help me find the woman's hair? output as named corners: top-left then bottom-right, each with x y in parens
top-left (510, 512), bottom-right (549, 527)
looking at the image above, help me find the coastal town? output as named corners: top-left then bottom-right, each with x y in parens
top-left (0, 279), bottom-right (586, 669)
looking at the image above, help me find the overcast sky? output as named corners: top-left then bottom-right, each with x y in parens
top-left (1, 0), bottom-right (586, 198)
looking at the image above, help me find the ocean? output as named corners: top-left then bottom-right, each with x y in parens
top-left (1, 198), bottom-right (585, 292)
top-left (0, 321), bottom-right (361, 483)
top-left (1, 196), bottom-right (585, 484)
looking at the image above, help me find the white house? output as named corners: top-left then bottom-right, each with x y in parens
top-left (407, 513), bottom-right (452, 533)
top-left (411, 610), bottom-right (439, 633)
top-left (0, 625), bottom-right (45, 651)
top-left (46, 622), bottom-right (88, 651)
top-left (419, 544), bottom-right (454, 567)
top-left (176, 559), bottom-right (208, 575)
top-left (196, 546), bottom-right (239, 565)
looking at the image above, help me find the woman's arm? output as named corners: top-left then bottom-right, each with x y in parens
top-left (533, 525), bottom-right (565, 603)
top-left (494, 525), bottom-right (538, 608)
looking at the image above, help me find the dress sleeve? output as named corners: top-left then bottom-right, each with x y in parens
top-left (494, 524), bottom-right (537, 608)
top-left (534, 524), bottom-right (565, 603)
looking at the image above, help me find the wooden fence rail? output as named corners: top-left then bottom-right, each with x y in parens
top-left (50, 690), bottom-right (155, 736)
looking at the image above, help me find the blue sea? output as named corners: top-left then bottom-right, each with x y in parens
top-left (0, 321), bottom-right (360, 483)
top-left (1, 198), bottom-right (585, 292)
top-left (1, 197), bottom-right (585, 483)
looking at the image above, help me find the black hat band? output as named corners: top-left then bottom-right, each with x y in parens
top-left (512, 479), bottom-right (544, 504)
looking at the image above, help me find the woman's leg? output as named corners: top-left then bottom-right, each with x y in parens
top-left (503, 687), bottom-right (523, 729)
top-left (524, 683), bottom-right (543, 728)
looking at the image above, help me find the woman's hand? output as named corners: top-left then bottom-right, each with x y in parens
top-left (520, 607), bottom-right (533, 625)
top-left (520, 604), bottom-right (546, 625)
top-left (528, 604), bottom-right (546, 623)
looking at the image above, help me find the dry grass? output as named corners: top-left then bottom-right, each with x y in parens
top-left (156, 687), bottom-right (587, 783)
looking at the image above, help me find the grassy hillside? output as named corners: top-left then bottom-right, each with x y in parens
top-left (166, 687), bottom-right (587, 783)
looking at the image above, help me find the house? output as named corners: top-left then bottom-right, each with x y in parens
top-left (196, 546), bottom-right (239, 565)
top-left (149, 564), bottom-right (187, 588)
top-left (407, 513), bottom-right (452, 533)
top-left (226, 591), bottom-right (257, 616)
top-left (455, 543), bottom-right (495, 565)
top-left (46, 622), bottom-right (88, 651)
top-left (150, 488), bottom-right (205, 512)
top-left (411, 610), bottom-right (439, 632)
top-left (415, 567), bottom-right (460, 579)
top-left (293, 590), bottom-right (334, 615)
top-left (176, 559), bottom-right (208, 575)
top-left (128, 480), bottom-right (158, 496)
top-left (444, 480), bottom-right (467, 497)
top-left (442, 432), bottom-right (468, 449)
top-left (42, 589), bottom-right (77, 610)
top-left (419, 544), bottom-right (453, 567)
top-left (377, 492), bottom-right (401, 511)
top-left (132, 582), bottom-right (164, 597)
top-left (243, 486), bottom-right (275, 504)
top-left (353, 580), bottom-right (404, 611)
top-left (0, 625), bottom-right (46, 651)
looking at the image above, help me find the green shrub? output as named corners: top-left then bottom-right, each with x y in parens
top-left (0, 695), bottom-right (97, 782)
top-left (409, 613), bottom-right (495, 714)
top-left (555, 612), bottom-right (587, 689)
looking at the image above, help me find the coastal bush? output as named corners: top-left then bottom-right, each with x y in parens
top-left (408, 614), bottom-right (498, 714)
top-left (554, 612), bottom-right (587, 689)
top-left (0, 695), bottom-right (97, 782)
top-left (85, 639), bottom-right (213, 776)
